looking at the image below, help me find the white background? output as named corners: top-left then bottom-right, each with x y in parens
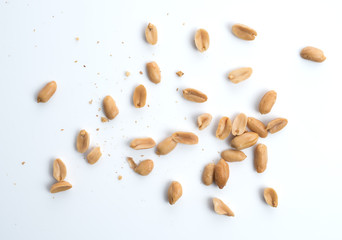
top-left (1, 0), bottom-right (342, 239)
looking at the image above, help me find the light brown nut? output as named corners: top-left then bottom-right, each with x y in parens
top-left (127, 157), bottom-right (154, 176)
top-left (171, 132), bottom-right (198, 145)
top-left (231, 132), bottom-right (259, 150)
top-left (214, 159), bottom-right (229, 189)
top-left (50, 181), bottom-right (72, 193)
top-left (87, 147), bottom-right (102, 164)
top-left (130, 137), bottom-right (156, 150)
top-left (232, 113), bottom-right (247, 136)
top-left (264, 188), bottom-right (278, 207)
top-left (194, 29), bottom-right (209, 52)
top-left (53, 158), bottom-right (67, 181)
top-left (182, 88), bottom-right (207, 103)
top-left (168, 181), bottom-right (182, 205)
top-left (254, 144), bottom-right (268, 173)
top-left (228, 67), bottom-right (253, 84)
top-left (37, 81), bottom-right (57, 103)
top-left (212, 198), bottom-right (235, 216)
top-left (176, 71), bottom-right (184, 77)
top-left (247, 117), bottom-right (268, 138)
top-left (266, 118), bottom-right (288, 134)
top-left (259, 90), bottom-right (277, 114)
top-left (146, 61), bottom-right (161, 84)
top-left (156, 136), bottom-right (177, 155)
top-left (202, 163), bottom-right (215, 185)
top-left (145, 23), bottom-right (158, 45)
top-left (76, 129), bottom-right (90, 153)
top-left (133, 84), bottom-right (147, 108)
top-left (197, 113), bottom-right (212, 130)
top-left (216, 117), bottom-right (232, 140)
top-left (300, 46), bottom-right (326, 62)
top-left (103, 95), bottom-right (119, 120)
top-left (221, 149), bottom-right (246, 162)
top-left (232, 23), bottom-right (257, 41)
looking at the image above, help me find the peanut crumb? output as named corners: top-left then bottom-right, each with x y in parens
top-left (101, 117), bottom-right (108, 122)
top-left (13, 183), bottom-right (16, 186)
top-left (139, 71), bottom-right (143, 75)
top-left (202, 148), bottom-right (204, 151)
top-left (96, 115), bottom-right (99, 117)
top-left (125, 71), bottom-right (130, 77)
top-left (97, 72), bottom-right (100, 75)
top-left (118, 175), bottom-right (122, 180)
top-left (121, 41), bottom-right (124, 44)
top-left (96, 128), bottom-right (99, 131)
top-left (83, 65), bottom-right (86, 68)
top-left (176, 71), bottom-right (184, 77)
top-left (97, 41), bottom-right (100, 44)
top-left (135, 120), bottom-right (137, 124)
top-left (33, 29), bottom-right (36, 32)
top-left (141, 155), bottom-right (144, 157)
top-left (176, 88), bottom-right (179, 91)
top-left (108, 154), bottom-right (111, 157)
top-left (60, 129), bottom-right (64, 131)
top-left (89, 99), bottom-right (93, 104)
top-left (21, 161), bottom-right (25, 165)
top-left (184, 117), bottom-right (187, 120)
top-left (110, 54), bottom-right (112, 57)
top-left (147, 104), bottom-right (150, 107)
top-left (182, 22), bottom-right (186, 26)
top-left (98, 108), bottom-right (101, 111)
top-left (75, 37), bottom-right (79, 41)
top-left (74, 60), bottom-right (78, 63)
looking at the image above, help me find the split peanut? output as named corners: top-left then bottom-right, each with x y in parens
top-left (300, 46), bottom-right (326, 62)
top-left (168, 181), bottom-right (183, 205)
top-left (156, 136), bottom-right (177, 155)
top-left (254, 144), bottom-right (268, 173)
top-left (87, 147), bottom-right (102, 164)
top-left (264, 188), bottom-right (278, 207)
top-left (182, 88), bottom-right (207, 103)
top-left (130, 137), bottom-right (156, 150)
top-left (247, 117), bottom-right (268, 138)
top-left (197, 113), bottom-right (212, 130)
top-left (127, 157), bottom-right (154, 176)
top-left (53, 158), bottom-right (67, 181)
top-left (267, 118), bottom-right (288, 134)
top-left (37, 81), bottom-right (57, 103)
top-left (76, 130), bottom-right (90, 153)
top-left (50, 181), bottom-right (72, 193)
top-left (228, 67), bottom-right (252, 84)
top-left (221, 149), bottom-right (246, 162)
top-left (133, 84), bottom-right (147, 108)
top-left (146, 61), bottom-right (161, 84)
top-left (194, 29), bottom-right (209, 52)
top-left (231, 132), bottom-right (259, 150)
top-left (213, 198), bottom-right (235, 216)
top-left (145, 23), bottom-right (158, 45)
top-left (232, 24), bottom-right (257, 41)
top-left (103, 95), bottom-right (119, 120)
top-left (171, 132), bottom-right (198, 145)
top-left (216, 117), bottom-right (232, 140)
top-left (232, 113), bottom-right (247, 136)
top-left (202, 163), bottom-right (215, 186)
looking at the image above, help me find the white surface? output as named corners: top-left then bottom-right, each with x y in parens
top-left (1, 0), bottom-right (342, 239)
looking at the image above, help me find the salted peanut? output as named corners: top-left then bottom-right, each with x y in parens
top-left (259, 90), bottom-right (277, 114)
top-left (231, 132), bottom-right (259, 150)
top-left (221, 149), bottom-right (246, 162)
top-left (127, 157), bottom-right (154, 176)
top-left (145, 23), bottom-right (158, 45)
top-left (172, 132), bottom-right (198, 145)
top-left (146, 61), bottom-right (161, 84)
top-left (232, 23), bottom-right (257, 41)
top-left (228, 67), bottom-right (253, 84)
top-left (216, 117), bottom-right (232, 140)
top-left (214, 159), bottom-right (229, 189)
top-left (182, 88), bottom-right (207, 103)
top-left (213, 198), bottom-right (235, 216)
top-left (194, 29), bottom-right (209, 52)
top-left (76, 129), bottom-right (90, 153)
top-left (50, 181), bottom-right (72, 193)
top-left (103, 95), bottom-right (119, 120)
top-left (197, 113), bottom-right (212, 130)
top-left (156, 136), bottom-right (177, 155)
top-left (168, 181), bottom-right (182, 205)
top-left (37, 81), bottom-right (57, 103)
top-left (176, 71), bottom-right (184, 77)
top-left (264, 188), bottom-right (278, 207)
top-left (133, 85), bottom-right (147, 108)
top-left (247, 117), bottom-right (268, 138)
top-left (266, 118), bottom-right (288, 134)
top-left (87, 147), bottom-right (102, 164)
top-left (232, 113), bottom-right (247, 136)
top-left (300, 46), bottom-right (326, 62)
top-left (101, 117), bottom-right (108, 122)
top-left (202, 163), bottom-right (215, 185)
top-left (53, 159), bottom-right (67, 181)
top-left (130, 137), bottom-right (156, 150)
top-left (254, 144), bottom-right (268, 173)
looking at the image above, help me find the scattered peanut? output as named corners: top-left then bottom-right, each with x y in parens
top-left (221, 149), bottom-right (247, 162)
top-left (216, 117), bottom-right (232, 140)
top-left (300, 46), bottom-right (326, 62)
top-left (194, 29), bottom-right (209, 52)
top-left (254, 144), bottom-right (268, 173)
top-left (76, 130), bottom-right (90, 153)
top-left (127, 157), bottom-right (154, 176)
top-left (266, 118), bottom-right (288, 134)
top-left (231, 132), bottom-right (259, 150)
top-left (145, 23), bottom-right (158, 45)
top-left (214, 159), bottom-right (229, 189)
top-left (146, 61), bottom-right (161, 84)
top-left (197, 113), bottom-right (212, 130)
top-left (171, 132), bottom-right (198, 145)
top-left (156, 136), bottom-right (177, 155)
top-left (130, 137), bottom-right (156, 150)
top-left (213, 198), bottom-right (235, 216)
top-left (228, 67), bottom-right (253, 84)
top-left (259, 90), bottom-right (277, 114)
top-left (247, 117), bottom-right (268, 138)
top-left (182, 88), bottom-right (208, 103)
top-left (264, 188), bottom-right (278, 207)
top-left (232, 23), bottom-right (257, 41)
top-left (37, 81), bottom-right (57, 103)
top-left (168, 181), bottom-right (183, 205)
top-left (53, 158), bottom-right (67, 181)
top-left (103, 95), bottom-right (119, 120)
top-left (133, 84), bottom-right (147, 108)
top-left (50, 181), bottom-right (72, 193)
top-left (232, 113), bottom-right (247, 136)
top-left (202, 163), bottom-right (215, 185)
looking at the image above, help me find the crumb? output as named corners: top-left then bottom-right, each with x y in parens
top-left (60, 129), bottom-right (64, 131)
top-left (146, 125), bottom-right (150, 128)
top-left (147, 104), bottom-right (150, 107)
top-left (89, 99), bottom-right (93, 104)
top-left (175, 101), bottom-right (178, 103)
top-left (110, 54), bottom-right (112, 57)
top-left (21, 161), bottom-right (25, 165)
top-left (118, 175), bottom-right (122, 180)
top-left (184, 117), bottom-right (187, 120)
top-left (74, 60), bottom-right (78, 63)
top-left (97, 41), bottom-right (100, 44)
top-left (141, 155), bottom-right (144, 157)
top-left (167, 13), bottom-right (169, 16)
top-left (75, 37), bottom-right (79, 41)
top-left (34, 45), bottom-right (37, 48)
top-left (52, 16), bottom-right (55, 18)
top-left (125, 71), bottom-right (130, 77)
top-left (202, 148), bottom-right (204, 151)
top-left (128, 56), bottom-right (131, 59)
top-left (176, 88), bottom-right (179, 91)
top-left (96, 128), bottom-right (99, 131)
top-left (121, 41), bottom-right (124, 44)
top-left (108, 154), bottom-right (111, 157)
top-left (96, 115), bottom-right (99, 117)
top-left (134, 120), bottom-right (137, 124)
top-left (13, 183), bottom-right (16, 186)
top-left (97, 72), bottom-right (100, 75)
top-left (176, 71), bottom-right (184, 77)
top-left (52, 196), bottom-right (55, 199)
top-left (83, 65), bottom-right (86, 68)
top-left (182, 22), bottom-right (186, 26)
top-left (33, 29), bottom-right (36, 32)
top-left (98, 108), bottom-right (101, 111)
top-left (101, 117), bottom-right (108, 122)
top-left (139, 71), bottom-right (143, 75)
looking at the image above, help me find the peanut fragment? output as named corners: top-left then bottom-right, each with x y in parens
top-left (130, 137), bottom-right (156, 150)
top-left (87, 147), bottom-right (102, 164)
top-left (264, 188), bottom-right (278, 207)
top-left (53, 158), bottom-right (67, 181)
top-left (214, 159), bottom-right (229, 189)
top-left (232, 113), bottom-right (247, 136)
top-left (176, 71), bottom-right (184, 77)
top-left (232, 23), bottom-right (257, 41)
top-left (254, 144), bottom-right (268, 173)
top-left (216, 117), bottom-right (232, 140)
top-left (194, 29), bottom-right (209, 52)
top-left (103, 95), bottom-right (119, 120)
top-left (300, 46), bottom-right (326, 62)
top-left (168, 181), bottom-right (182, 205)
top-left (37, 81), bottom-right (57, 103)
top-left (127, 157), bottom-right (154, 176)
top-left (156, 136), bottom-right (177, 155)
top-left (146, 61), bottom-right (161, 84)
top-left (213, 198), bottom-right (235, 216)
top-left (133, 84), bottom-right (147, 108)
top-left (197, 113), bottom-right (212, 130)
top-left (221, 149), bottom-right (246, 162)
top-left (182, 88), bottom-right (207, 103)
top-left (145, 23), bottom-right (158, 45)
top-left (266, 118), bottom-right (288, 134)
top-left (247, 117), bottom-right (268, 138)
top-left (202, 163), bottom-right (215, 185)
top-left (231, 132), bottom-right (259, 150)
top-left (172, 132), bottom-right (198, 145)
top-left (259, 90), bottom-right (277, 114)
top-left (76, 129), bottom-right (90, 153)
top-left (50, 181), bottom-right (72, 193)
top-left (228, 67), bottom-right (252, 84)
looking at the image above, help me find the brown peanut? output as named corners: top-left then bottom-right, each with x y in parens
top-left (197, 113), bottom-right (212, 130)
top-left (266, 118), bottom-right (288, 134)
top-left (264, 188), bottom-right (278, 207)
top-left (182, 88), bottom-right (207, 103)
top-left (221, 149), bottom-right (246, 162)
top-left (300, 46), bottom-right (326, 62)
top-left (145, 23), bottom-right (158, 45)
top-left (231, 132), bottom-right (259, 150)
top-left (53, 158), bottom-right (67, 181)
top-left (259, 90), bottom-right (277, 114)
top-left (130, 137), bottom-right (156, 150)
top-left (87, 147), bottom-right (102, 164)
top-left (146, 61), bottom-right (161, 84)
top-left (214, 159), bottom-right (229, 189)
top-left (216, 117), bottom-right (232, 140)
top-left (172, 132), bottom-right (198, 145)
top-left (103, 95), bottom-right (119, 120)
top-left (127, 157), bottom-right (154, 176)
top-left (37, 81), bottom-right (57, 103)
top-left (50, 181), bottom-right (72, 193)
top-left (232, 113), bottom-right (247, 136)
top-left (194, 29), bottom-right (209, 52)
top-left (232, 24), bottom-right (257, 41)
top-left (228, 67), bottom-right (253, 84)
top-left (254, 144), bottom-right (267, 173)
top-left (202, 163), bottom-right (215, 186)
top-left (168, 181), bottom-right (183, 205)
top-left (156, 136), bottom-right (177, 155)
top-left (76, 129), bottom-right (90, 153)
top-left (247, 117), bottom-right (268, 138)
top-left (213, 198), bottom-right (235, 217)
top-left (133, 85), bottom-right (147, 108)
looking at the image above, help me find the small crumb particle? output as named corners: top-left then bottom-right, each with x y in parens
top-left (175, 101), bottom-right (178, 103)
top-left (33, 29), bottom-right (36, 32)
top-left (75, 37), bottom-right (79, 41)
top-left (21, 161), bottom-right (25, 165)
top-left (52, 16), bottom-right (55, 18)
top-left (182, 22), bottom-right (186, 26)
top-left (83, 65), bottom-right (86, 68)
top-left (202, 148), bottom-right (204, 151)
top-left (96, 128), bottom-right (99, 131)
top-left (176, 88), bottom-right (179, 91)
top-left (147, 126), bottom-right (150, 128)
top-left (139, 71), bottom-right (143, 75)
top-left (97, 41), bottom-right (100, 44)
top-left (176, 71), bottom-right (184, 77)
top-left (98, 108), bottom-right (101, 111)
top-left (125, 71), bottom-right (130, 77)
top-left (128, 56), bottom-right (131, 59)
top-left (108, 154), bottom-right (111, 157)
top-left (97, 72), bottom-right (100, 75)
top-left (147, 104), bottom-right (150, 107)
top-left (184, 117), bottom-right (187, 120)
top-left (13, 183), bottom-right (16, 186)
top-left (118, 175), bottom-right (122, 180)
top-left (74, 60), bottom-right (78, 63)
top-left (101, 117), bottom-right (108, 122)
top-left (167, 12), bottom-right (169, 16)
top-left (89, 99), bottom-right (93, 104)
top-left (141, 155), bottom-right (144, 157)
top-left (96, 115), bottom-right (99, 117)
top-left (134, 120), bottom-right (137, 124)
top-left (60, 129), bottom-right (64, 131)
top-left (121, 41), bottom-right (124, 44)
top-left (110, 54), bottom-right (112, 57)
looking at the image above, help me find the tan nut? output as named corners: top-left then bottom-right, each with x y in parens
top-left (156, 136), bottom-right (177, 155)
top-left (194, 29), bottom-right (209, 52)
top-left (168, 181), bottom-right (183, 205)
top-left (259, 90), bottom-right (277, 114)
top-left (182, 88), bottom-right (207, 103)
top-left (266, 118), bottom-right (288, 134)
top-left (214, 159), bottom-right (229, 189)
top-left (37, 81), bottom-right (57, 103)
top-left (232, 113), bottom-right (247, 136)
top-left (216, 117), bottom-right (232, 140)
top-left (213, 198), bottom-right (235, 216)
top-left (50, 181), bottom-right (72, 193)
top-left (53, 158), bottom-right (67, 181)
top-left (146, 61), bottom-right (161, 84)
top-left (130, 137), bottom-right (156, 150)
top-left (300, 46), bottom-right (326, 62)
top-left (197, 113), bottom-right (212, 130)
top-left (202, 163), bottom-right (215, 185)
top-left (87, 147), bottom-right (102, 164)
top-left (76, 130), bottom-right (90, 153)
top-left (231, 132), bottom-right (259, 150)
top-left (221, 149), bottom-right (247, 162)
top-left (103, 95), bottom-right (119, 120)
top-left (232, 24), bottom-right (257, 41)
top-left (171, 132), bottom-right (198, 145)
top-left (145, 23), bottom-right (158, 45)
top-left (228, 67), bottom-right (253, 84)
top-left (127, 157), bottom-right (154, 176)
top-left (247, 117), bottom-right (268, 138)
top-left (264, 188), bottom-right (278, 207)
top-left (254, 144), bottom-right (268, 173)
top-left (133, 85), bottom-right (147, 108)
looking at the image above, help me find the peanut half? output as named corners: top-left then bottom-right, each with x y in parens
top-left (37, 81), bottom-right (57, 103)
top-left (232, 23), bottom-right (257, 41)
top-left (247, 117), bottom-right (268, 138)
top-left (76, 129), bottom-right (90, 153)
top-left (130, 137), bottom-right (156, 150)
top-left (254, 144), bottom-right (268, 173)
top-left (103, 95), bottom-right (119, 120)
top-left (216, 117), bottom-right (232, 140)
top-left (182, 88), bottom-right (207, 103)
top-left (156, 136), bottom-right (178, 155)
top-left (213, 198), bottom-right (235, 217)
top-left (133, 84), bottom-right (147, 108)
top-left (231, 132), bottom-right (259, 150)
top-left (197, 113), bottom-right (212, 130)
top-left (50, 181), bottom-right (72, 193)
top-left (202, 163), bottom-right (215, 186)
top-left (127, 157), bottom-right (154, 176)
top-left (194, 29), bottom-right (209, 52)
top-left (228, 67), bottom-right (253, 84)
top-left (264, 188), bottom-right (278, 207)
top-left (168, 181), bottom-right (182, 205)
top-left (259, 90), bottom-right (277, 114)
top-left (87, 147), bottom-right (102, 164)
top-left (146, 61), bottom-right (161, 84)
top-left (214, 159), bottom-right (229, 189)
top-left (300, 46), bottom-right (326, 62)
top-left (53, 158), bottom-right (67, 181)
top-left (172, 132), bottom-right (198, 145)
top-left (266, 118), bottom-right (288, 134)
top-left (221, 149), bottom-right (246, 162)
top-left (145, 23), bottom-right (158, 45)
top-left (232, 113), bottom-right (247, 136)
